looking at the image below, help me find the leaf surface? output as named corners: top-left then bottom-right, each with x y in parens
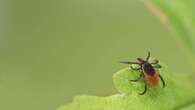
top-left (58, 66), bottom-right (195, 110)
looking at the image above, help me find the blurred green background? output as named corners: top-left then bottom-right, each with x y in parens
top-left (0, 0), bottom-right (193, 110)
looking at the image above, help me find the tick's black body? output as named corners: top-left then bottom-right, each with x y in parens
top-left (120, 52), bottom-right (165, 95)
top-left (142, 62), bottom-right (155, 76)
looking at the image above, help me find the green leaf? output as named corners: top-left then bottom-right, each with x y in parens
top-left (181, 104), bottom-right (195, 110)
top-left (144, 0), bottom-right (195, 59)
top-left (58, 66), bottom-right (195, 110)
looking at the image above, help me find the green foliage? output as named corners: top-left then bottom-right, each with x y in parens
top-left (58, 1), bottom-right (195, 109)
top-left (147, 0), bottom-right (195, 57)
top-left (58, 67), bottom-right (195, 110)
top-left (181, 104), bottom-right (195, 110)
top-left (144, 0), bottom-right (195, 108)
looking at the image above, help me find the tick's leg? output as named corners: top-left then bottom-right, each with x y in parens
top-left (139, 80), bottom-right (147, 95)
top-left (151, 59), bottom-right (159, 64)
top-left (152, 64), bottom-right (162, 69)
top-left (151, 60), bottom-right (162, 68)
top-left (120, 61), bottom-right (140, 65)
top-left (129, 73), bottom-right (143, 82)
top-left (159, 74), bottom-right (165, 88)
top-left (130, 65), bottom-right (141, 71)
top-left (146, 51), bottom-right (150, 61)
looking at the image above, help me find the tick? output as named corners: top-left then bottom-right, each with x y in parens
top-left (120, 51), bottom-right (165, 95)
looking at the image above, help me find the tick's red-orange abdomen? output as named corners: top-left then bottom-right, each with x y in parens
top-left (144, 73), bottom-right (160, 87)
